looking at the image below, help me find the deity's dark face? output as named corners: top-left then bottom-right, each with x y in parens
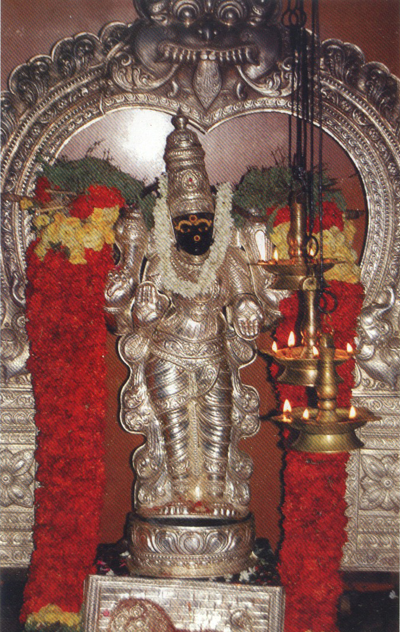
top-left (172, 212), bottom-right (214, 256)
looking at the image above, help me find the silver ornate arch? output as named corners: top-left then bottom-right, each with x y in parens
top-left (1, 14), bottom-right (399, 570)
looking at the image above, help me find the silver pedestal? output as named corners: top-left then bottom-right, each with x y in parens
top-left (83, 575), bottom-right (285, 631)
top-left (127, 513), bottom-right (255, 578)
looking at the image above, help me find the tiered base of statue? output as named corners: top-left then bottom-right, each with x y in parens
top-left (83, 575), bottom-right (285, 632)
top-left (127, 512), bottom-right (255, 578)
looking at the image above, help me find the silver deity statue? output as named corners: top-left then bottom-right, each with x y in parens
top-left (105, 114), bottom-right (281, 577)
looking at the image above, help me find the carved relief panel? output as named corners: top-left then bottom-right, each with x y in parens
top-left (1, 0), bottom-right (399, 569)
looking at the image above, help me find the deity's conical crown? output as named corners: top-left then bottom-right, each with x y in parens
top-left (164, 113), bottom-right (214, 218)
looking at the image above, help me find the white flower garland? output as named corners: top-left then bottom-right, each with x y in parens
top-left (153, 174), bottom-right (234, 298)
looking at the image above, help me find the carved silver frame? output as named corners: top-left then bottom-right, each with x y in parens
top-left (1, 20), bottom-right (399, 570)
top-left (83, 575), bottom-right (285, 631)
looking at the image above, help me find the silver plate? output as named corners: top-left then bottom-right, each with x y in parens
top-left (83, 575), bottom-right (285, 632)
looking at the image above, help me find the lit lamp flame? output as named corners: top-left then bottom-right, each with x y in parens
top-left (272, 341), bottom-right (278, 353)
top-left (288, 331), bottom-right (295, 348)
top-left (283, 399), bottom-right (292, 413)
top-left (349, 405), bottom-right (357, 419)
top-left (255, 229), bottom-right (267, 262)
top-left (282, 399), bottom-right (292, 421)
top-left (346, 343), bottom-right (354, 354)
top-left (312, 346), bottom-right (319, 357)
top-left (273, 247), bottom-right (279, 262)
top-left (302, 408), bottom-right (310, 420)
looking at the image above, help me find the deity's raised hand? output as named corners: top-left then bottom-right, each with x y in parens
top-left (133, 281), bottom-right (168, 326)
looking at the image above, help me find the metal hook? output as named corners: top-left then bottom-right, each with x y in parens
top-left (318, 288), bottom-right (338, 315)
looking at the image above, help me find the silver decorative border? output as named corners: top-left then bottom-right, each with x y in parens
top-left (342, 396), bottom-right (400, 571)
top-left (1, 18), bottom-right (399, 570)
top-left (83, 575), bottom-right (285, 632)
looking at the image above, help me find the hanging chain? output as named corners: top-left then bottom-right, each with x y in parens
top-left (282, 0), bottom-right (339, 315)
top-left (282, 0), bottom-right (307, 28)
top-left (282, 0), bottom-right (313, 196)
top-left (282, 0), bottom-right (307, 190)
top-left (313, 0), bottom-right (332, 308)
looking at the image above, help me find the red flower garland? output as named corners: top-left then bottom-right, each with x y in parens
top-left (22, 169), bottom-right (363, 631)
top-left (268, 200), bottom-right (344, 232)
top-left (20, 241), bottom-right (114, 620)
top-left (34, 176), bottom-right (52, 205)
top-left (279, 452), bottom-right (349, 632)
top-left (271, 279), bottom-right (364, 631)
top-left (70, 184), bottom-right (124, 219)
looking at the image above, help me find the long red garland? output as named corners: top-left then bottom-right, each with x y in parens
top-left (279, 452), bottom-right (349, 632)
top-left (21, 243), bottom-right (114, 620)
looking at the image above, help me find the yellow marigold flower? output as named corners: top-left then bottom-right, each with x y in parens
top-left (55, 216), bottom-right (82, 252)
top-left (270, 221), bottom-right (361, 283)
top-left (33, 214), bottom-right (51, 230)
top-left (34, 240), bottom-right (48, 260)
top-left (38, 212), bottom-right (64, 245)
top-left (26, 604), bottom-right (81, 627)
top-left (39, 215), bottom-right (63, 247)
top-left (323, 225), bottom-right (344, 254)
top-left (270, 222), bottom-right (290, 259)
top-left (325, 262), bottom-right (360, 283)
top-left (102, 205), bottom-right (120, 224)
top-left (73, 224), bottom-right (87, 246)
top-left (64, 216), bottom-right (82, 229)
top-left (59, 229), bottom-right (79, 251)
top-left (103, 227), bottom-right (116, 245)
top-left (69, 247), bottom-right (87, 265)
top-left (90, 207), bottom-right (104, 223)
top-left (81, 223), bottom-right (105, 251)
top-left (323, 225), bottom-right (360, 282)
top-left (89, 206), bottom-right (119, 233)
top-left (343, 218), bottom-right (357, 245)
top-left (32, 204), bottom-right (118, 262)
top-left (53, 212), bottom-right (65, 224)
top-left (20, 197), bottom-right (34, 211)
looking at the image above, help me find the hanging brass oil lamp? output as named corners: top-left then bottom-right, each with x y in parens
top-left (270, 272), bottom-right (354, 387)
top-left (258, 0), bottom-right (377, 451)
top-left (270, 333), bottom-right (379, 452)
top-left (256, 190), bottom-right (334, 291)
top-left (257, 190), bottom-right (351, 387)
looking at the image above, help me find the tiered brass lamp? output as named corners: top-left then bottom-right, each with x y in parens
top-left (270, 333), bottom-right (379, 452)
top-left (256, 188), bottom-right (378, 452)
top-left (269, 269), bottom-right (353, 387)
top-left (258, 189), bottom-right (351, 388)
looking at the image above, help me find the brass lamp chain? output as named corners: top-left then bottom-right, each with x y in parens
top-left (282, 0), bottom-right (308, 189)
top-left (314, 0), bottom-right (327, 302)
top-left (270, 1), bottom-right (379, 453)
top-left (283, 0), bottom-right (335, 314)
